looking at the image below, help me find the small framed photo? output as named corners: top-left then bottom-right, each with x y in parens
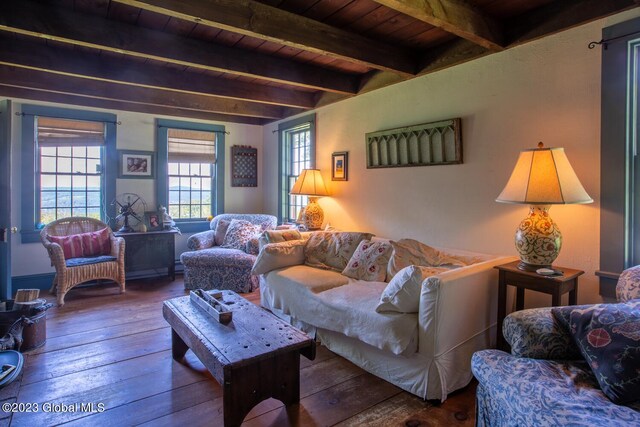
top-left (332, 151), bottom-right (348, 181)
top-left (145, 211), bottom-right (161, 231)
top-left (118, 150), bottom-right (155, 179)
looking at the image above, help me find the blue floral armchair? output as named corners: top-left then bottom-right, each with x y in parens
top-left (180, 214), bottom-right (277, 293)
top-left (471, 266), bottom-right (640, 426)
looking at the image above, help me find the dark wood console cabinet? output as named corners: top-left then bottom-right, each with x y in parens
top-left (114, 230), bottom-right (178, 280)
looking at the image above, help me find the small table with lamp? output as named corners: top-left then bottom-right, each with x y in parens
top-left (494, 261), bottom-right (584, 351)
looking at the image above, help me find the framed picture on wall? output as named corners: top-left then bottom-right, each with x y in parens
top-left (332, 151), bottom-right (348, 181)
top-left (118, 150), bottom-right (155, 179)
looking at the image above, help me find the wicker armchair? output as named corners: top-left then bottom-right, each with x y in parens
top-left (40, 217), bottom-right (125, 306)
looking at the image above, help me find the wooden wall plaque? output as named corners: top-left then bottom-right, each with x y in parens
top-left (365, 118), bottom-right (462, 168)
top-left (231, 145), bottom-right (258, 187)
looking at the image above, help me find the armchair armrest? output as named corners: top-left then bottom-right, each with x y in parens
top-left (187, 230), bottom-right (216, 251)
top-left (503, 308), bottom-right (581, 360)
top-left (111, 236), bottom-right (125, 261)
top-left (44, 242), bottom-right (66, 270)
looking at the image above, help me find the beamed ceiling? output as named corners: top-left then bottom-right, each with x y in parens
top-left (0, 0), bottom-right (637, 125)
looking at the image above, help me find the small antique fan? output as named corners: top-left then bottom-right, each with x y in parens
top-left (112, 193), bottom-right (147, 232)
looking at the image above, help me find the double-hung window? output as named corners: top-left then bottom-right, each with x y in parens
top-left (156, 119), bottom-right (225, 233)
top-left (20, 105), bottom-right (117, 243)
top-left (167, 128), bottom-right (216, 220)
top-left (37, 117), bottom-right (105, 224)
top-left (278, 115), bottom-right (316, 223)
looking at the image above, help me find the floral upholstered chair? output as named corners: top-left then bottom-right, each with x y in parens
top-left (180, 214), bottom-right (277, 293)
top-left (471, 266), bottom-right (640, 426)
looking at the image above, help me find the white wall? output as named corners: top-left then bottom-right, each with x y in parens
top-left (8, 100), bottom-right (264, 276)
top-left (263, 9), bottom-right (640, 306)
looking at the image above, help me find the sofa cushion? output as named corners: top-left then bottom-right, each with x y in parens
top-left (264, 229), bottom-right (302, 244)
top-left (65, 255), bottom-right (117, 267)
top-left (342, 240), bottom-right (392, 282)
top-left (263, 266), bottom-right (418, 355)
top-left (552, 299), bottom-right (640, 404)
top-left (251, 241), bottom-right (306, 275)
top-left (181, 246), bottom-right (256, 268)
top-left (214, 219), bottom-right (231, 246)
top-left (304, 231), bottom-right (373, 271)
top-left (387, 239), bottom-right (476, 279)
top-left (221, 219), bottom-right (261, 251)
top-left (504, 307), bottom-right (582, 360)
top-left (376, 265), bottom-right (449, 313)
top-left (472, 349), bottom-right (640, 426)
top-left (265, 265), bottom-right (348, 294)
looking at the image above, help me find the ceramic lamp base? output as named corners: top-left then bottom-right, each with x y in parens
top-left (303, 197), bottom-right (324, 230)
top-left (515, 205), bottom-right (562, 269)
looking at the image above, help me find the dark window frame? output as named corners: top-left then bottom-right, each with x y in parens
top-left (599, 17), bottom-right (640, 297)
top-left (278, 114), bottom-right (316, 223)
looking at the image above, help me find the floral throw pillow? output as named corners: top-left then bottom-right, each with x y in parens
top-left (552, 299), bottom-right (640, 404)
top-left (304, 231), bottom-right (373, 271)
top-left (221, 220), bottom-right (262, 252)
top-left (341, 240), bottom-right (392, 282)
top-left (214, 219), bottom-right (231, 246)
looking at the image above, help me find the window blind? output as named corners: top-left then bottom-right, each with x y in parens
top-left (37, 116), bottom-right (106, 146)
top-left (168, 128), bottom-right (216, 163)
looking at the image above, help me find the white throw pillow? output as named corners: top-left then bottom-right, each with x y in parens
top-left (376, 265), bottom-right (448, 313)
top-left (251, 240), bottom-right (306, 275)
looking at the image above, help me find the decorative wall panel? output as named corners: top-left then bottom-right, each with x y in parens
top-left (366, 118), bottom-right (462, 168)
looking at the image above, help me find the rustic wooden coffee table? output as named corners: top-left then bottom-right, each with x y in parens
top-left (163, 290), bottom-right (315, 427)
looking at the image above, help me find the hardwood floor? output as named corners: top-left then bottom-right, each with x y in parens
top-left (3, 278), bottom-right (476, 426)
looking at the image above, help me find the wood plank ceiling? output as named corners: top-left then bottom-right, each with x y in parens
top-left (0, 0), bottom-right (636, 125)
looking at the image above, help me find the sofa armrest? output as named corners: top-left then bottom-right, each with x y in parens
top-left (187, 230), bottom-right (216, 251)
top-left (503, 308), bottom-right (581, 360)
top-left (418, 256), bottom-right (517, 358)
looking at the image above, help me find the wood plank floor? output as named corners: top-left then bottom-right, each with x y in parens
top-left (4, 277), bottom-right (476, 426)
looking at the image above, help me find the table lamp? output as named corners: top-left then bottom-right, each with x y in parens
top-left (496, 142), bottom-right (593, 271)
top-left (290, 169), bottom-right (329, 230)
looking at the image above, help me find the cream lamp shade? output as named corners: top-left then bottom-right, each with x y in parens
top-left (496, 143), bottom-right (592, 271)
top-left (290, 169), bottom-right (329, 230)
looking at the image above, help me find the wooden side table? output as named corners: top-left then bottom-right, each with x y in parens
top-left (494, 261), bottom-right (584, 351)
top-left (114, 230), bottom-right (178, 280)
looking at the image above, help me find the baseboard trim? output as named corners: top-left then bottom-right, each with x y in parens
top-left (11, 262), bottom-right (184, 294)
top-left (11, 272), bottom-right (55, 291)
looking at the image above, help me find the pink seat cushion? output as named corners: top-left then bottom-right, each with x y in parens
top-left (48, 228), bottom-right (111, 259)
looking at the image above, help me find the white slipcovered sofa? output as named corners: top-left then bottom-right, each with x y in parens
top-left (258, 234), bottom-right (515, 402)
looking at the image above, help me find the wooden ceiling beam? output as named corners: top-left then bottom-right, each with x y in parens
top-left (506, 0), bottom-right (640, 47)
top-left (372, 0), bottom-right (504, 51)
top-left (0, 66), bottom-right (293, 120)
top-left (0, 35), bottom-right (316, 109)
top-left (0, 0), bottom-right (359, 94)
top-left (315, 39), bottom-right (488, 108)
top-left (0, 85), bottom-right (267, 126)
top-left (113, 0), bottom-right (418, 75)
